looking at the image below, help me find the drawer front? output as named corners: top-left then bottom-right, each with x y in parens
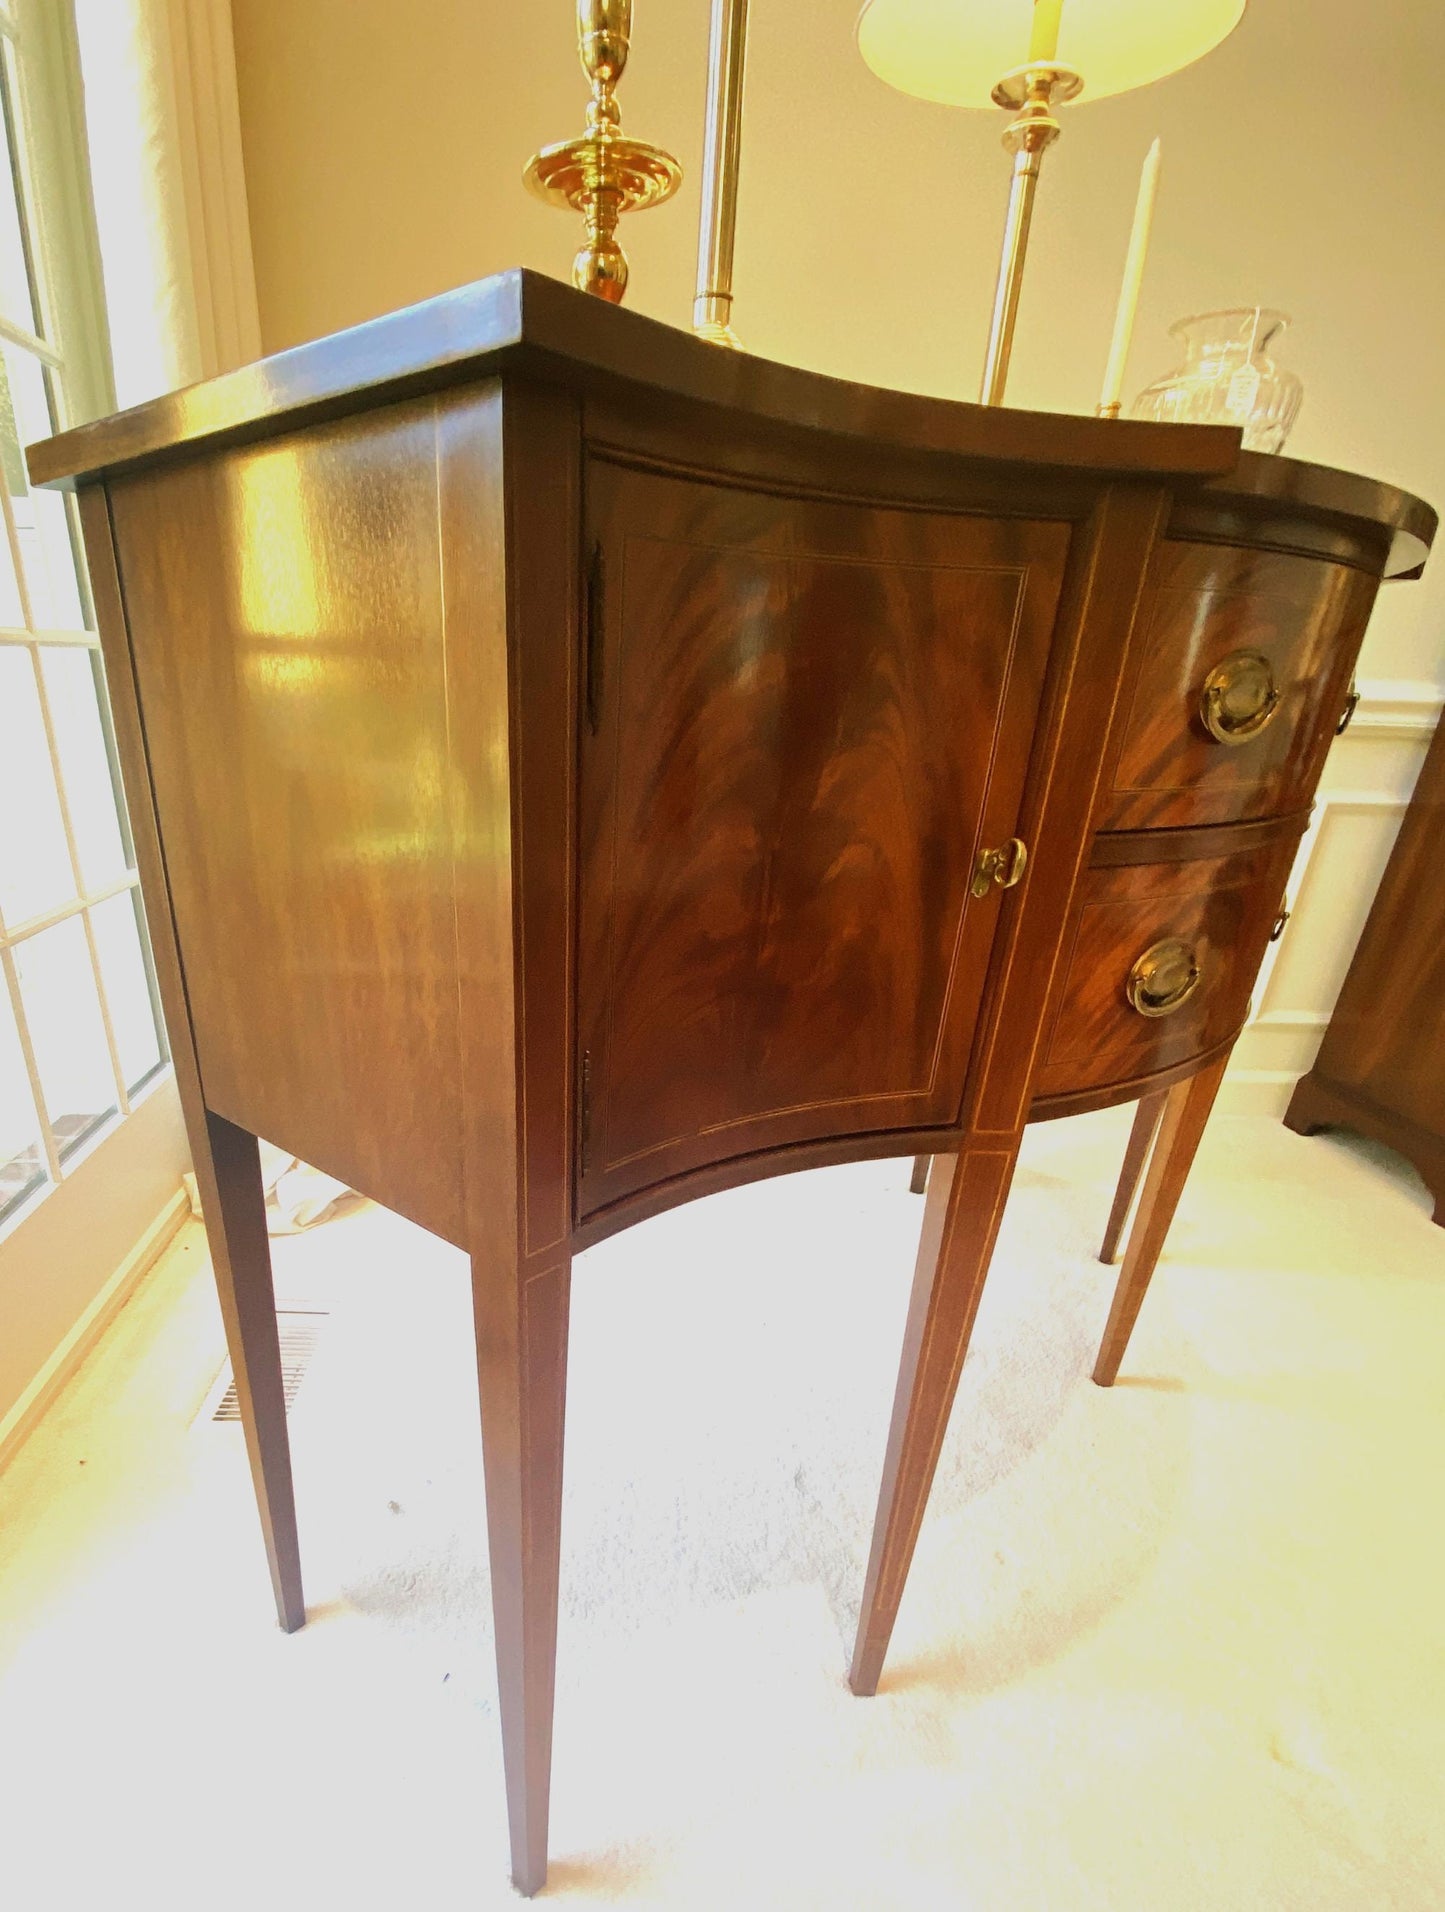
top-left (1098, 541), bottom-right (1378, 831)
top-left (1032, 826), bottom-right (1301, 1106)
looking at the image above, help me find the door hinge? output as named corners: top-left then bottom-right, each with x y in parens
top-left (584, 541), bottom-right (605, 734)
top-left (578, 1049), bottom-right (593, 1176)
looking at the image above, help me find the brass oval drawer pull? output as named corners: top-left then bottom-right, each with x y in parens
top-left (1127, 937), bottom-right (1203, 1018)
top-left (1200, 649), bottom-right (1280, 745)
top-left (970, 835), bottom-right (1028, 899)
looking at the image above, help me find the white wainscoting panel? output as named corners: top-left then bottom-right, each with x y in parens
top-left (1223, 678), bottom-right (1443, 1114)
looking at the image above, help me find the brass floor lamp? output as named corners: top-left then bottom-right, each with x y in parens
top-left (857, 0), bottom-right (1246, 405)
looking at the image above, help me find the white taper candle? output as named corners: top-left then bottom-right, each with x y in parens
top-left (1099, 138), bottom-right (1161, 415)
top-left (1028, 0), bottom-right (1064, 63)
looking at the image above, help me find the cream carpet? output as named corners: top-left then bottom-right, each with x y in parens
top-left (1, 1107), bottom-right (1442, 1909)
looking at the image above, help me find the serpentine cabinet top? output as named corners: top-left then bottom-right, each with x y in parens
top-left (25, 267), bottom-right (1436, 579)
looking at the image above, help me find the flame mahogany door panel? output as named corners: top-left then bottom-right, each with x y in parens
top-left (575, 460), bottom-right (1070, 1218)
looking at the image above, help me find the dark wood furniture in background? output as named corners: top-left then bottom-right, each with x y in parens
top-left (29, 269), bottom-right (1434, 1895)
top-left (1285, 714), bottom-right (1445, 1221)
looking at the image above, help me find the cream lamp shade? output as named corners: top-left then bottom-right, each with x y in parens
top-left (857, 0), bottom-right (1247, 108)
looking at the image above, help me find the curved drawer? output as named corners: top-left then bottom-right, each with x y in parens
top-left (1031, 821), bottom-right (1304, 1112)
top-left (1097, 540), bottom-right (1378, 831)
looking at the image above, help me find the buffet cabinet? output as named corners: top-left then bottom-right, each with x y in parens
top-left (1286, 711), bottom-right (1445, 1220)
top-left (30, 270), bottom-right (1433, 1893)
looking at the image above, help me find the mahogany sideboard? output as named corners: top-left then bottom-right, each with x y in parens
top-left (29, 269), bottom-right (1434, 1895)
top-left (1285, 708), bottom-right (1445, 1220)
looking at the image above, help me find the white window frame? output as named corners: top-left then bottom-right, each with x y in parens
top-left (0, 0), bottom-right (188, 1447)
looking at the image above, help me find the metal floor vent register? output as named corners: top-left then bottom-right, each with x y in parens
top-left (203, 1310), bottom-right (328, 1424)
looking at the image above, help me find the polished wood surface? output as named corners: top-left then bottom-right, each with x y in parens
top-left (199, 1110), bottom-right (305, 1629)
top-left (106, 401), bottom-right (467, 1245)
top-left (851, 1141), bottom-right (1017, 1697)
top-left (32, 271), bottom-right (1433, 587)
top-left (577, 462), bottom-right (1065, 1211)
top-left (1028, 1026), bottom-right (1240, 1124)
top-left (1181, 454), bottom-right (1434, 580)
top-left (1285, 715), bottom-right (1445, 1222)
top-left (1099, 1090), bottom-right (1167, 1265)
top-left (440, 382), bottom-right (577, 1896)
top-left (1094, 1052), bottom-right (1231, 1386)
top-left (34, 269), bottom-right (1433, 1893)
top-left (848, 482), bottom-right (1175, 1692)
top-left (76, 487), bottom-right (304, 1631)
top-left (1098, 542), bottom-right (1378, 831)
top-left (31, 269), bottom-right (1240, 492)
top-left (1032, 818), bottom-right (1302, 1105)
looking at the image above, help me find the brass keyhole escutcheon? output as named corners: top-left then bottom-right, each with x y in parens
top-left (1127, 937), bottom-right (1203, 1018)
top-left (971, 835), bottom-right (1028, 899)
top-left (1199, 649), bottom-right (1280, 746)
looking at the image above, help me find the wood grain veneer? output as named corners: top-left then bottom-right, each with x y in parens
top-left (1032, 816), bottom-right (1304, 1105)
top-left (106, 401), bottom-right (466, 1243)
top-left (1098, 541), bottom-right (1378, 832)
top-left (576, 460), bottom-right (1067, 1211)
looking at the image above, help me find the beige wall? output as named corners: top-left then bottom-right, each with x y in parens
top-left (230, 0), bottom-right (1443, 1111)
top-left (232, 0), bottom-right (1443, 686)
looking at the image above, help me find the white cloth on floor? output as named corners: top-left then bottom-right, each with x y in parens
top-left (257, 1143), bottom-right (351, 1233)
top-left (182, 1143), bottom-right (352, 1234)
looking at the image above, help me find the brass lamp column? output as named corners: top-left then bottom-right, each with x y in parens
top-left (979, 59), bottom-right (1080, 404)
top-left (525, 0), bottom-right (681, 303)
top-left (857, 0), bottom-right (1249, 406)
top-left (693, 0), bottom-right (750, 347)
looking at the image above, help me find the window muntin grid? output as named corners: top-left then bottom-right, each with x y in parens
top-left (0, 4), bottom-right (166, 1232)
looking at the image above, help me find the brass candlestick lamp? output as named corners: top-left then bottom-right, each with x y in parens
top-left (856, 0), bottom-right (1248, 404)
top-left (523, 0), bottom-right (681, 303)
top-left (527, 0), bottom-right (754, 345)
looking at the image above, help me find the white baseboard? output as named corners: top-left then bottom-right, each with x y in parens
top-left (1348, 678), bottom-right (1443, 741)
top-left (0, 1185), bottom-right (190, 1474)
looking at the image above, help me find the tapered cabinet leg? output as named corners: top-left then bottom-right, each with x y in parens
top-left (473, 1255), bottom-right (571, 1897)
top-left (1093, 1055), bottom-right (1229, 1387)
top-left (851, 1139), bottom-right (1021, 1697)
top-left (1099, 1090), bottom-right (1168, 1264)
top-left (909, 1154), bottom-right (931, 1195)
top-left (199, 1109), bottom-right (304, 1632)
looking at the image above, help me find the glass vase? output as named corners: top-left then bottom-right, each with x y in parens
top-left (1131, 308), bottom-right (1303, 453)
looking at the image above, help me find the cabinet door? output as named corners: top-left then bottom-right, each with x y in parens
top-left (575, 461), bottom-right (1069, 1217)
